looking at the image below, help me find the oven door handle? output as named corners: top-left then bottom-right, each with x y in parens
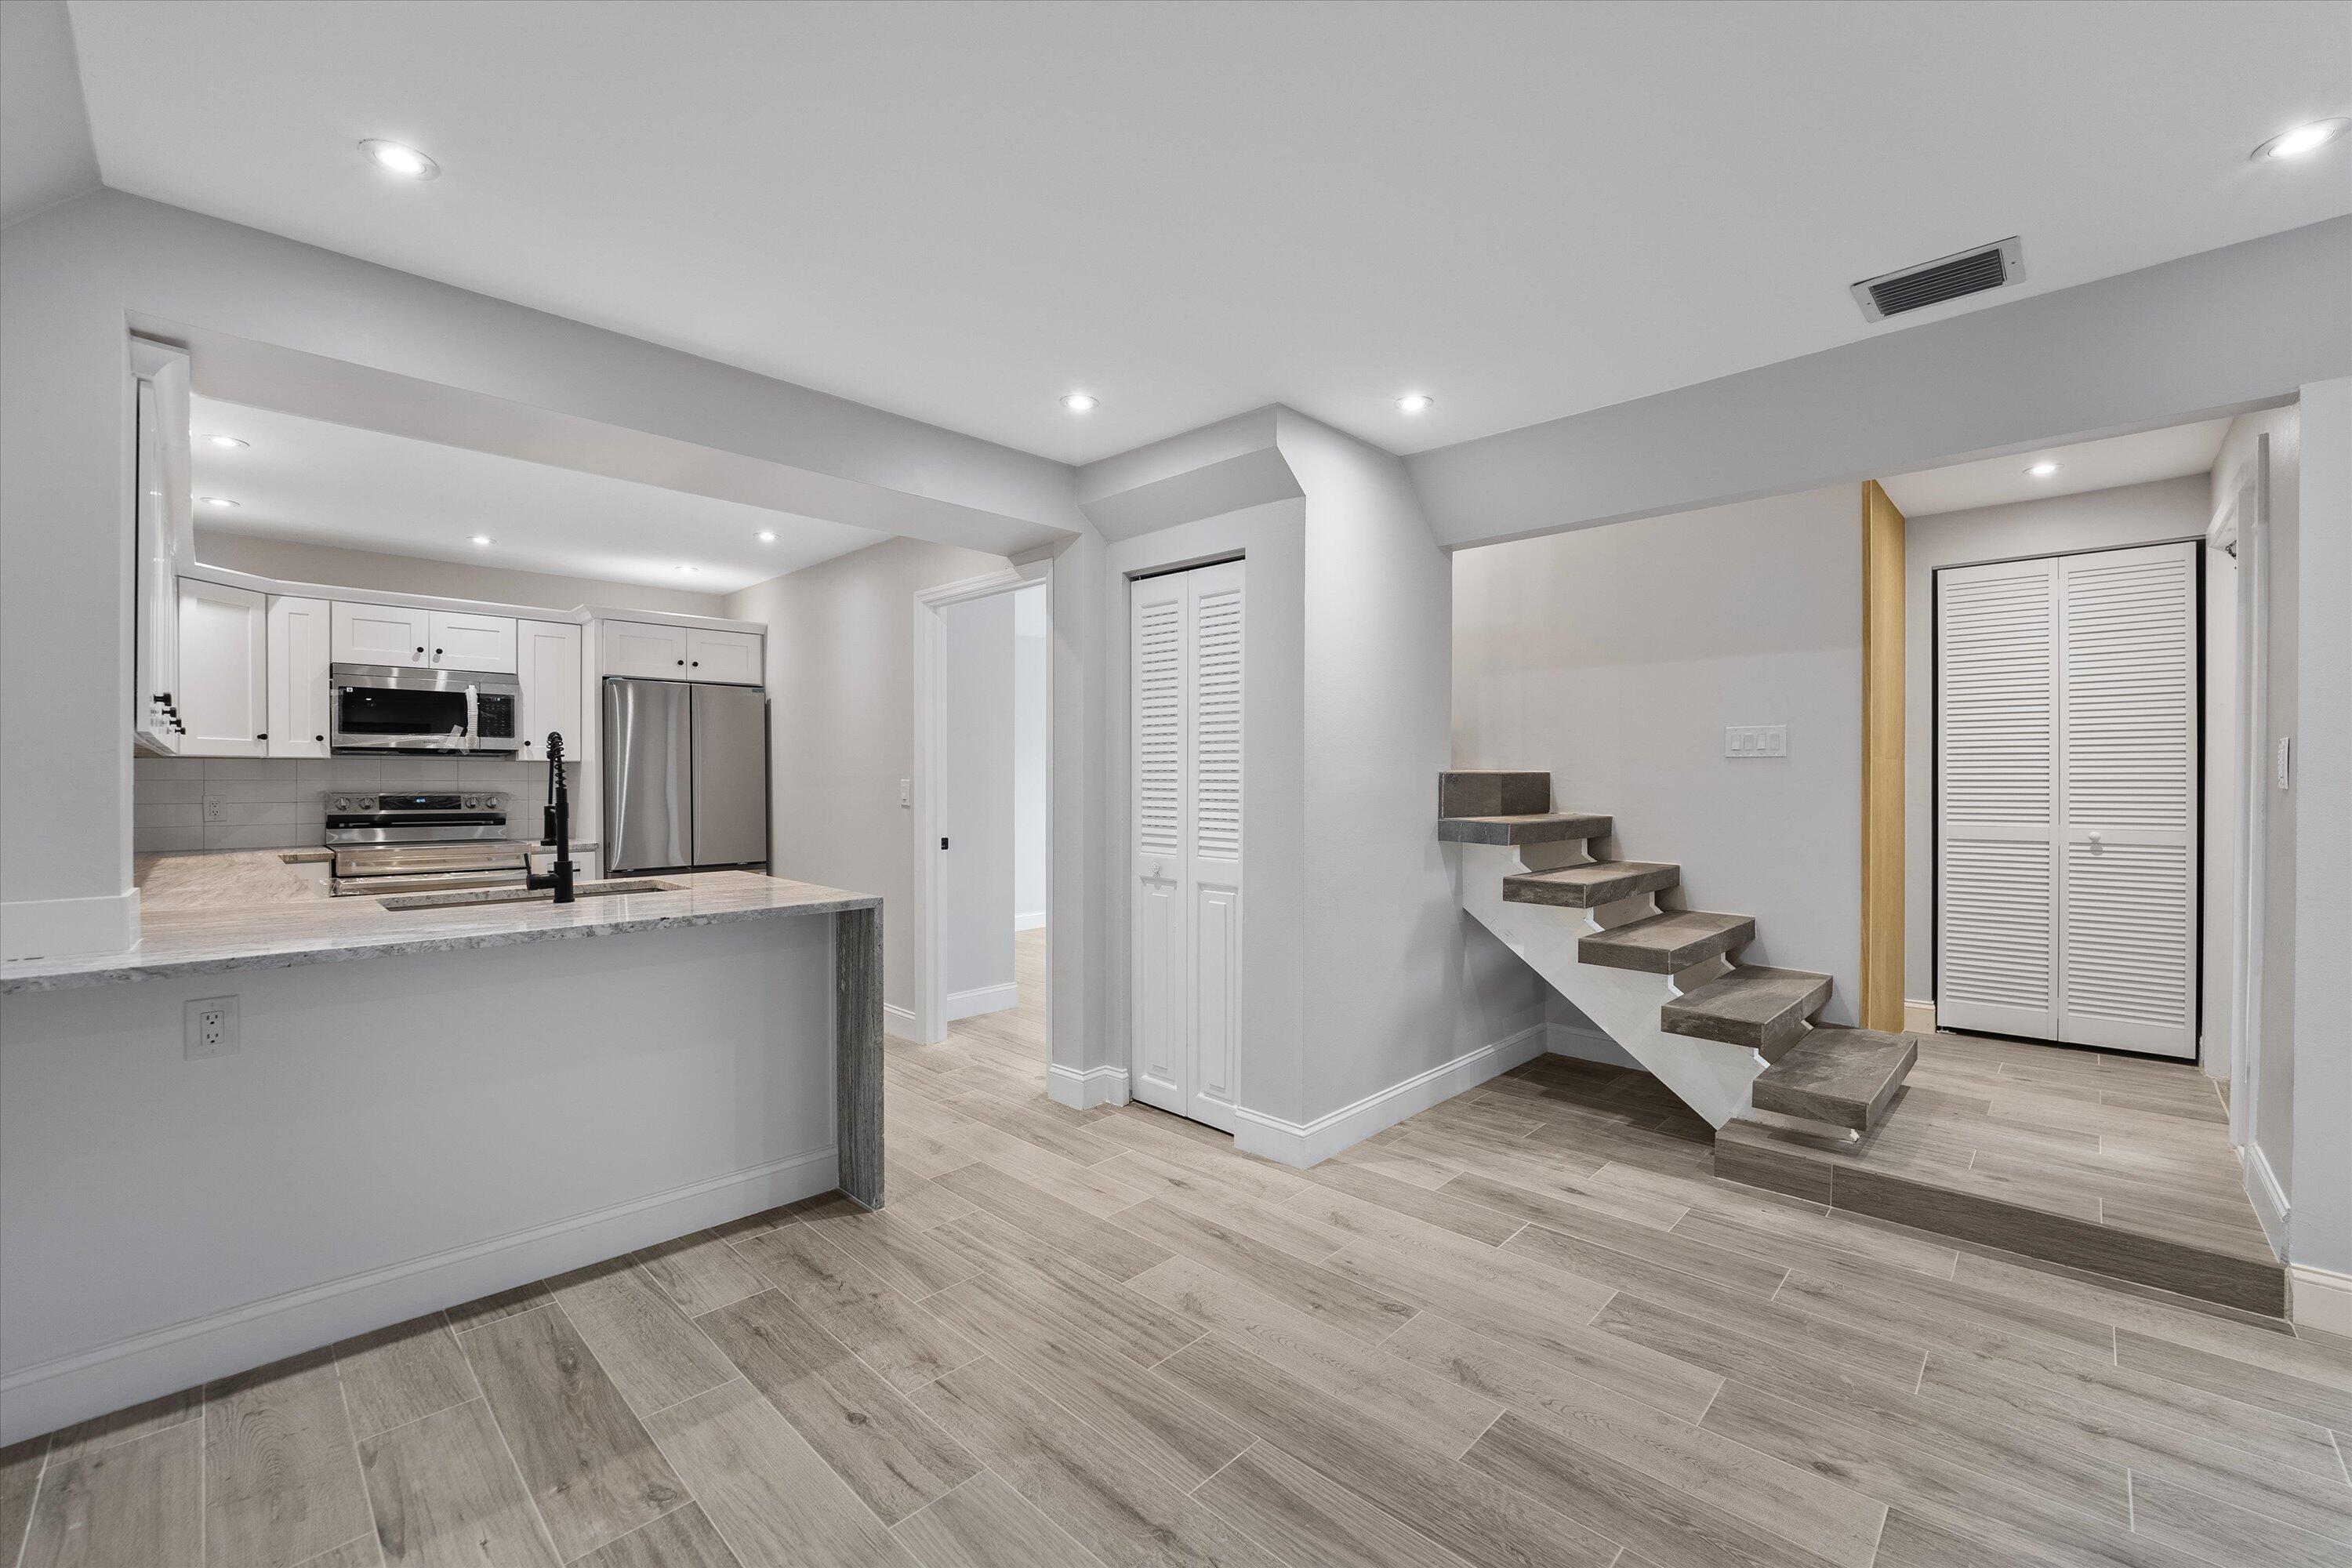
top-left (463, 683), bottom-right (479, 751)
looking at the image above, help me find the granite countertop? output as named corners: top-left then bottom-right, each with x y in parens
top-left (1, 862), bottom-right (877, 993)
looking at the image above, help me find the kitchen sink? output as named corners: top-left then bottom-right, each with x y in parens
top-left (379, 879), bottom-right (681, 911)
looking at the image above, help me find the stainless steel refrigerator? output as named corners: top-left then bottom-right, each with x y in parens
top-left (603, 679), bottom-right (769, 875)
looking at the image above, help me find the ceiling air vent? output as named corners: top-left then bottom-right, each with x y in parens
top-left (1851, 238), bottom-right (2024, 322)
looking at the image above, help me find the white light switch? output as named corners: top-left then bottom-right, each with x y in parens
top-left (2278, 735), bottom-right (2292, 790)
top-left (899, 778), bottom-right (912, 808)
top-left (1725, 725), bottom-right (1788, 758)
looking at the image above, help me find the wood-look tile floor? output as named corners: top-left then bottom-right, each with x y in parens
top-left (7, 931), bottom-right (2348, 1566)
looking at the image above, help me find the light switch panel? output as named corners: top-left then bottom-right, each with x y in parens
top-left (1725, 725), bottom-right (1788, 758)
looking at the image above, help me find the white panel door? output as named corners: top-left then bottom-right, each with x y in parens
top-left (2054, 543), bottom-right (2198, 1056)
top-left (603, 619), bottom-right (691, 680)
top-left (428, 611), bottom-right (518, 673)
top-left (685, 627), bottom-right (764, 685)
top-left (516, 619), bottom-right (586, 763)
top-left (1129, 560), bottom-right (1244, 1130)
top-left (1936, 543), bottom-right (2198, 1058)
top-left (331, 601), bottom-right (430, 667)
top-left (177, 579), bottom-right (269, 757)
top-left (266, 596), bottom-right (331, 757)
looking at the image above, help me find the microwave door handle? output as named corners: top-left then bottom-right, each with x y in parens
top-left (463, 683), bottom-right (478, 750)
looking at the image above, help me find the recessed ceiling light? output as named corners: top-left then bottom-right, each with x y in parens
top-left (2252, 118), bottom-right (2350, 161)
top-left (2026, 461), bottom-right (2060, 478)
top-left (200, 496), bottom-right (239, 507)
top-left (1061, 393), bottom-right (1098, 412)
top-left (470, 535), bottom-right (494, 546)
top-left (359, 139), bottom-right (440, 179)
top-left (756, 530), bottom-right (778, 543)
top-left (205, 434), bottom-right (249, 450)
top-left (1397, 394), bottom-right (1435, 413)
top-left (679, 564), bottom-right (699, 574)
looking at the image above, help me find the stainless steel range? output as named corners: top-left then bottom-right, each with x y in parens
top-left (325, 790), bottom-right (534, 895)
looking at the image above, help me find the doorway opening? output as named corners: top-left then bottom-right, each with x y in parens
top-left (912, 566), bottom-right (1051, 1065)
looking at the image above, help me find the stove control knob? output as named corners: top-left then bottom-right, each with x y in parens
top-left (330, 796), bottom-right (348, 812)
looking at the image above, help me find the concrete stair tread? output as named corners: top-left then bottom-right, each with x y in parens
top-left (1750, 1026), bottom-right (1918, 1131)
top-left (1439, 811), bottom-right (1613, 846)
top-left (1661, 964), bottom-right (1831, 1053)
top-left (1501, 858), bottom-right (1679, 906)
top-left (1578, 909), bottom-right (1755, 972)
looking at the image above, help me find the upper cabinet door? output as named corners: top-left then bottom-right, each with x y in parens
top-left (516, 619), bottom-right (586, 763)
top-left (603, 619), bottom-right (691, 680)
top-left (177, 579), bottom-right (269, 757)
top-left (332, 601), bottom-right (431, 666)
top-left (428, 611), bottom-right (518, 673)
top-left (266, 596), bottom-right (332, 757)
top-left (684, 627), bottom-right (763, 685)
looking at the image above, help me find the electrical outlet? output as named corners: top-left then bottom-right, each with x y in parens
top-left (899, 778), bottom-right (911, 808)
top-left (184, 996), bottom-right (239, 1059)
top-left (1725, 725), bottom-right (1788, 758)
top-left (204, 794), bottom-right (228, 822)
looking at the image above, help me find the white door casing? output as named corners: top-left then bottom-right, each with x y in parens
top-left (1936, 541), bottom-right (2199, 1058)
top-left (1129, 560), bottom-right (1244, 1131)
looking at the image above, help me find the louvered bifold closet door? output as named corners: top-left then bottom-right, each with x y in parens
top-left (1184, 561), bottom-right (1244, 1129)
top-left (2055, 542), bottom-right (2198, 1056)
top-left (1130, 573), bottom-right (1191, 1118)
top-left (1936, 557), bottom-right (2062, 1040)
top-left (1128, 561), bottom-right (1245, 1129)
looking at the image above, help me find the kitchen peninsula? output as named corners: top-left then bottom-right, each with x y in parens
top-left (0, 859), bottom-right (883, 1444)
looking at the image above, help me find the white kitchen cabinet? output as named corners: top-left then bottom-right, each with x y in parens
top-left (685, 626), bottom-right (764, 685)
top-left (603, 619), bottom-right (691, 679)
top-left (332, 601), bottom-right (431, 667)
top-left (429, 610), bottom-right (518, 673)
top-left (266, 596), bottom-right (332, 757)
top-left (516, 619), bottom-right (586, 762)
top-left (177, 579), bottom-right (269, 757)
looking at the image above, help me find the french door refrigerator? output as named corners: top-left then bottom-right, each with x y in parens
top-left (603, 678), bottom-right (769, 875)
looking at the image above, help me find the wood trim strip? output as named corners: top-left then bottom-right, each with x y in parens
top-left (1860, 481), bottom-right (1906, 1033)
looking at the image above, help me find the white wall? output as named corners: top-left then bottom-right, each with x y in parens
top-left (939, 591), bottom-right (1016, 1014)
top-left (2286, 378), bottom-right (2350, 1290)
top-left (0, 916), bottom-right (839, 1442)
top-left (724, 535), bottom-right (1010, 1020)
top-left (1900, 475), bottom-right (2214, 1006)
top-left (195, 530), bottom-right (728, 617)
top-left (1013, 583), bottom-right (1050, 928)
top-left (1454, 484), bottom-right (1867, 1025)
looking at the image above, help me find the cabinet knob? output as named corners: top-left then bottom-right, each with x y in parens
top-left (434, 648), bottom-right (444, 659)
top-left (691, 659), bottom-right (699, 667)
top-left (314, 734), bottom-right (324, 742)
top-left (414, 645), bottom-right (425, 655)
top-left (256, 732), bottom-right (268, 740)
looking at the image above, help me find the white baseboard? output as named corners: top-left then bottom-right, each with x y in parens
top-left (2244, 1142), bottom-right (2292, 1254)
top-left (1232, 1025), bottom-right (1548, 1168)
top-left (0, 1145), bottom-right (837, 1444)
top-left (1903, 1000), bottom-right (1936, 1034)
top-left (883, 1002), bottom-right (920, 1038)
top-left (1014, 910), bottom-right (1047, 932)
top-left (1047, 1062), bottom-right (1130, 1110)
top-left (0, 887), bottom-right (139, 962)
top-left (944, 982), bottom-right (1019, 1022)
top-left (2291, 1263), bottom-right (2352, 1337)
top-left (1545, 1022), bottom-right (1641, 1069)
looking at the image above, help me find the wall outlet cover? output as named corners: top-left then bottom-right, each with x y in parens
top-left (185, 995), bottom-right (239, 1058)
top-left (203, 795), bottom-right (228, 822)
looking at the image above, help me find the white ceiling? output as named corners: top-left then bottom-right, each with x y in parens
top-left (187, 394), bottom-right (885, 592)
top-left (65, 2), bottom-right (2352, 465)
top-left (1880, 417), bottom-right (2234, 518)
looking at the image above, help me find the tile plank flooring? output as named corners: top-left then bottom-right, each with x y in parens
top-left (8, 933), bottom-right (2348, 1566)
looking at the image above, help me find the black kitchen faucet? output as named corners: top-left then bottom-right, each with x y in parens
top-left (528, 732), bottom-right (577, 905)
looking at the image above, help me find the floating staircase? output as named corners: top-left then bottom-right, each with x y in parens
top-left (1441, 770), bottom-right (1917, 1132)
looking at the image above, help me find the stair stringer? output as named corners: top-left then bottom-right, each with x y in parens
top-left (1457, 841), bottom-right (1762, 1127)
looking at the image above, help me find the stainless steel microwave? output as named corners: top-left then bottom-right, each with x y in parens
top-left (329, 663), bottom-right (523, 753)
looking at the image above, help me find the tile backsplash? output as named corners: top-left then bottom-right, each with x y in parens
top-left (132, 756), bottom-right (576, 854)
